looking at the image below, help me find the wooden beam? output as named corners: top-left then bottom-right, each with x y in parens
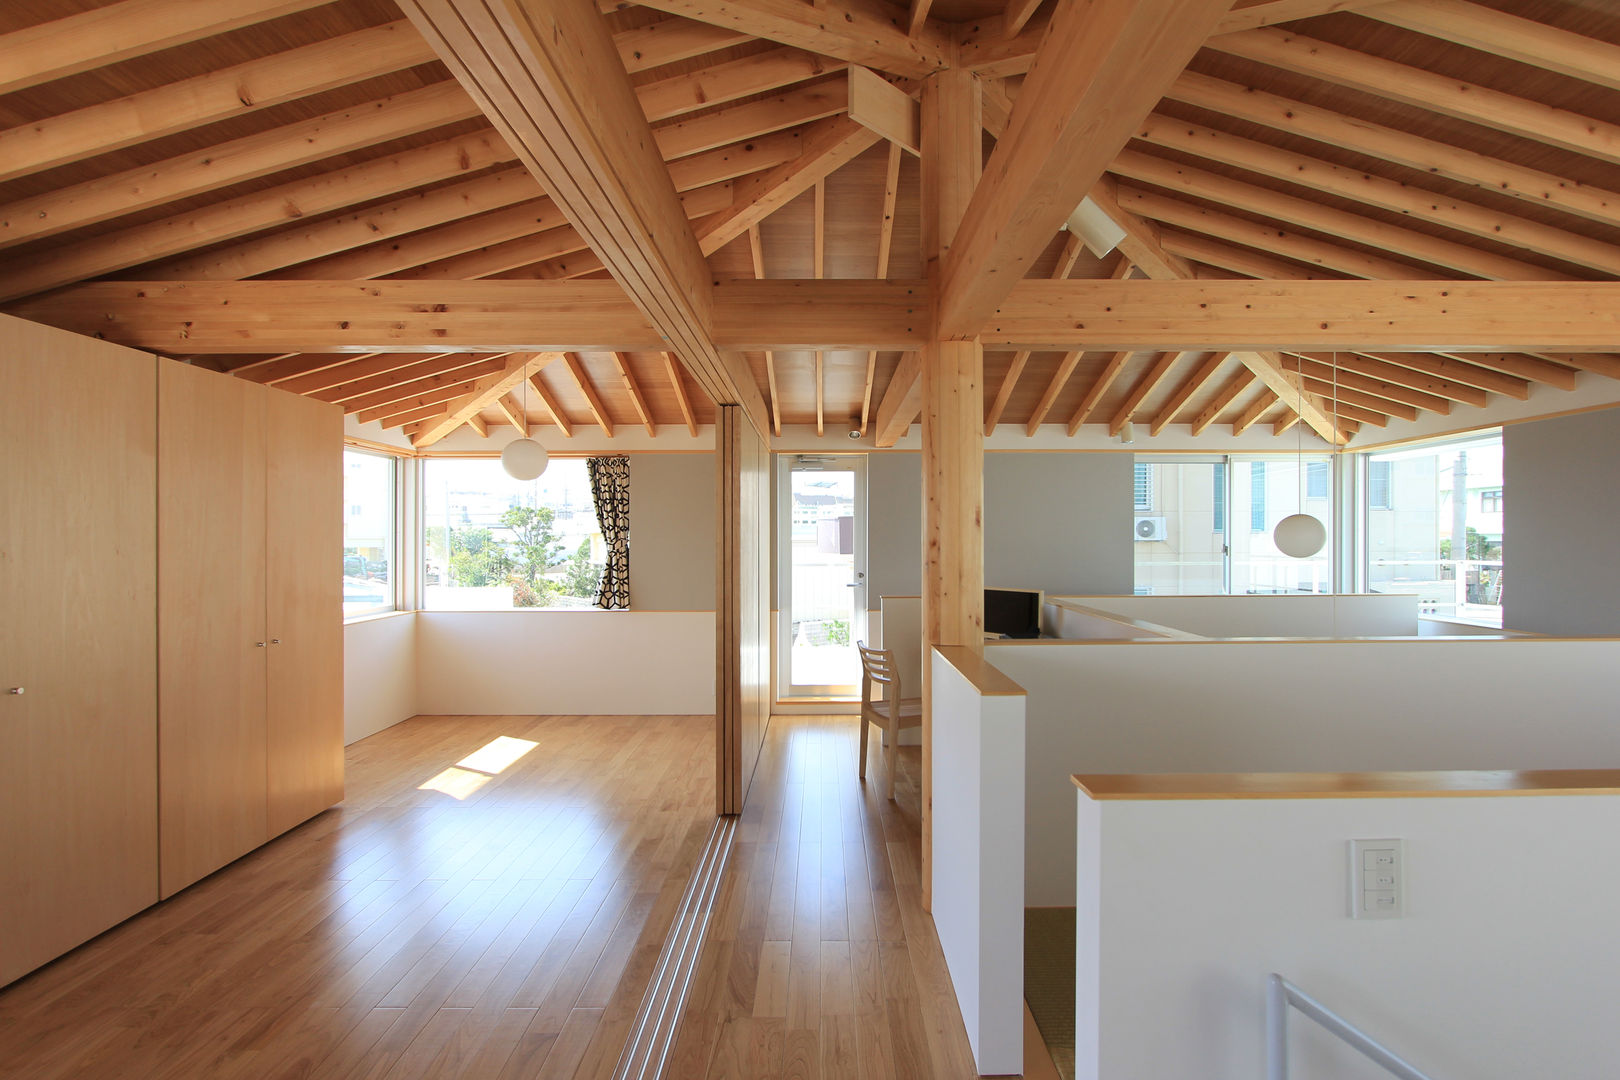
top-left (1431, 352), bottom-right (1575, 391)
top-left (695, 116), bottom-right (882, 256)
top-left (908, 0), bottom-right (936, 37)
top-left (874, 351), bottom-right (921, 447)
top-left (1232, 388), bottom-right (1280, 435)
top-left (877, 142), bottom-right (903, 277)
top-left (329, 357), bottom-right (508, 411)
top-left (0, 82), bottom-right (481, 251)
top-left (1001, 0), bottom-right (1046, 39)
top-left (1110, 150), bottom-right (1570, 281)
top-left (765, 352), bottom-right (783, 437)
top-left (1298, 375), bottom-right (1411, 422)
top-left (636, 45), bottom-right (837, 123)
top-left (1190, 371), bottom-right (1256, 437)
top-left (528, 372), bottom-right (574, 436)
top-left (493, 392), bottom-right (531, 436)
top-left (1528, 352), bottom-right (1620, 381)
top-left (275, 353), bottom-right (430, 396)
top-left (1362, 0), bottom-right (1620, 93)
top-left (614, 18), bottom-right (752, 74)
top-left (815, 352), bottom-right (825, 436)
top-left (1281, 354), bottom-right (1452, 415)
top-left (411, 353), bottom-right (557, 447)
top-left (1217, 0), bottom-right (1395, 32)
top-left (1274, 411), bottom-right (1302, 436)
top-left (1025, 351), bottom-right (1083, 434)
top-left (654, 78), bottom-right (850, 161)
top-left (1107, 351), bottom-right (1180, 436)
top-left (629, 0), bottom-right (951, 78)
top-left (1159, 228), bottom-right (1345, 282)
top-left (1150, 352), bottom-right (1228, 436)
top-left (561, 354), bottom-right (615, 437)
top-left (984, 351), bottom-right (1028, 435)
top-left (0, 21), bottom-right (435, 185)
top-left (847, 66), bottom-right (921, 155)
top-left (0, 0), bottom-right (331, 96)
top-left (664, 353), bottom-right (701, 437)
top-left (1086, 181), bottom-right (1195, 281)
top-left (1351, 352), bottom-right (1531, 400)
top-left (1207, 27), bottom-right (1620, 168)
top-left (612, 353), bottom-right (658, 437)
top-left (1066, 350), bottom-right (1132, 434)
top-left (1134, 115), bottom-right (1620, 277)
top-left (399, 0), bottom-right (768, 441)
top-left (748, 226), bottom-right (766, 279)
top-left (1166, 70), bottom-right (1620, 236)
top-left (859, 351), bottom-right (879, 435)
top-left (1119, 186), bottom-right (1423, 281)
top-left (936, 0), bottom-right (1232, 338)
top-left (1236, 353), bottom-right (1351, 444)
top-left (468, 413), bottom-right (490, 437)
top-left (1308, 352), bottom-right (1488, 408)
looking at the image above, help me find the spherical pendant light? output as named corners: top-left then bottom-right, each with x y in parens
top-left (501, 437), bottom-right (549, 481)
top-left (1274, 512), bottom-right (1326, 559)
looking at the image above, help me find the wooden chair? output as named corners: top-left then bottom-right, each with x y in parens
top-left (856, 642), bottom-right (923, 800)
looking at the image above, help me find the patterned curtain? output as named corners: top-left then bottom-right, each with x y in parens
top-left (587, 456), bottom-right (630, 609)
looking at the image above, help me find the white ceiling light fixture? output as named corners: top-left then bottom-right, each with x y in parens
top-left (1274, 353), bottom-right (1327, 559)
top-left (500, 370), bottom-right (550, 481)
top-left (1065, 196), bottom-right (1128, 258)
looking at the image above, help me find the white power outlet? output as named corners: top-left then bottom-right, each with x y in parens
top-left (1349, 839), bottom-right (1404, 919)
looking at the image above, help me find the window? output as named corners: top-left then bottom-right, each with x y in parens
top-left (422, 457), bottom-right (605, 610)
top-left (1368, 460), bottom-right (1393, 510)
top-left (1133, 462), bottom-right (1153, 511)
top-left (1211, 461), bottom-right (1226, 534)
top-left (1249, 461), bottom-right (1267, 532)
top-left (1307, 461), bottom-right (1329, 500)
top-left (1132, 460), bottom-right (1227, 596)
top-left (343, 450), bottom-right (396, 617)
top-left (1364, 432), bottom-right (1502, 625)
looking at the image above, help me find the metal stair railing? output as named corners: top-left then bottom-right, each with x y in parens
top-left (1267, 974), bottom-right (1437, 1080)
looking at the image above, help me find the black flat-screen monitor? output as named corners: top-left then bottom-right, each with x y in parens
top-left (984, 587), bottom-right (1043, 639)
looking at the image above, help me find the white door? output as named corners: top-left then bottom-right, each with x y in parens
top-left (778, 455), bottom-right (867, 697)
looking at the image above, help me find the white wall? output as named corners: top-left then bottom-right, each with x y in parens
top-left (931, 650), bottom-right (1025, 1077)
top-left (343, 612), bottom-right (417, 744)
top-left (990, 637), bottom-right (1620, 905)
top-left (1070, 593), bottom-right (1420, 638)
top-left (1078, 792), bottom-right (1620, 1079)
top-left (416, 611), bottom-right (714, 715)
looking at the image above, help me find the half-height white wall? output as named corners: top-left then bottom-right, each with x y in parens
top-left (343, 612), bottom-right (417, 744)
top-left (416, 611), bottom-right (715, 715)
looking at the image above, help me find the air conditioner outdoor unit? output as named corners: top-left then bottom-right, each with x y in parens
top-left (1134, 515), bottom-right (1167, 542)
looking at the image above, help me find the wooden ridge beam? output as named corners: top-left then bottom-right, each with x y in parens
top-left (1362, 0), bottom-right (1620, 93)
top-left (0, 0), bottom-right (332, 96)
top-left (1165, 71), bottom-right (1620, 236)
top-left (1108, 351), bottom-right (1181, 436)
top-left (561, 354), bottom-right (614, 437)
top-left (1134, 115), bottom-right (1620, 278)
top-left (1206, 27), bottom-right (1620, 168)
top-left (0, 21), bottom-right (435, 185)
top-left (1067, 350), bottom-right (1132, 434)
top-left (1110, 150), bottom-right (1571, 282)
top-left (0, 82), bottom-right (481, 252)
top-left (528, 372), bottom-right (573, 436)
top-left (409, 352), bottom-right (556, 446)
top-left (399, 0), bottom-right (769, 441)
top-left (626, 0), bottom-right (951, 78)
top-left (937, 0), bottom-right (1231, 337)
top-left (664, 353), bottom-right (700, 437)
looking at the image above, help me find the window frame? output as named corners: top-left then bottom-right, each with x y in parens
top-left (342, 446), bottom-right (402, 620)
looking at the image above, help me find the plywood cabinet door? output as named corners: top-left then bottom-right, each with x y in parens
top-left (0, 318), bottom-right (159, 987)
top-left (265, 389), bottom-right (343, 837)
top-left (158, 362), bottom-right (268, 897)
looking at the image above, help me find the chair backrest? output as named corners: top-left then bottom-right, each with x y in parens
top-left (856, 642), bottom-right (898, 687)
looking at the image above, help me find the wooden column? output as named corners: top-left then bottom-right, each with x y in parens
top-left (919, 67), bottom-right (984, 911)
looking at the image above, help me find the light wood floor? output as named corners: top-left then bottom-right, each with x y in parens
top-left (0, 713), bottom-right (716, 1080)
top-left (667, 714), bottom-right (981, 1080)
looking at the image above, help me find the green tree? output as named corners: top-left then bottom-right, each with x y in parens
top-left (501, 505), bottom-right (563, 606)
top-left (446, 526), bottom-right (512, 587)
top-left (562, 538), bottom-right (602, 599)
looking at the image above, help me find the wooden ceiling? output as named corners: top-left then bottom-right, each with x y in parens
top-left (4, 0), bottom-right (1619, 446)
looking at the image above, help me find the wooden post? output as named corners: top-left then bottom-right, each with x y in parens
top-left (919, 67), bottom-right (984, 912)
top-left (716, 405), bottom-right (771, 814)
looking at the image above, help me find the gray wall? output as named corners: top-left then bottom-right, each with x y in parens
top-left (865, 452), bottom-right (1134, 600)
top-left (1504, 409), bottom-right (1620, 636)
top-left (629, 453), bottom-right (715, 611)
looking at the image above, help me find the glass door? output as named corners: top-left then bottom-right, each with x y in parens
top-left (778, 454), bottom-right (867, 697)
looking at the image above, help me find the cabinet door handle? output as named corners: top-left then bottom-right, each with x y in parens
top-left (5, 687), bottom-right (21, 695)
top-left (270, 638), bottom-right (282, 645)
top-left (255, 642), bottom-right (267, 648)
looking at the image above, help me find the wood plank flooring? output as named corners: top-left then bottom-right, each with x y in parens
top-left (0, 713), bottom-right (715, 1080)
top-left (668, 714), bottom-right (981, 1080)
